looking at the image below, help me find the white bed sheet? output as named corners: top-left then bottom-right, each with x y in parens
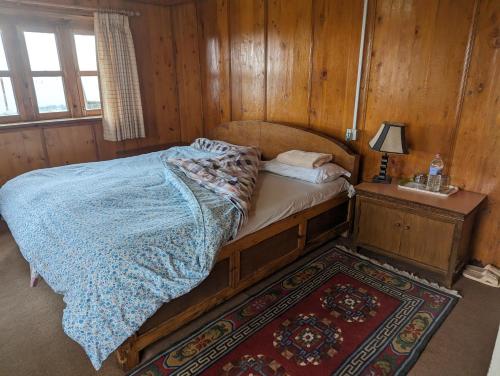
top-left (232, 172), bottom-right (351, 241)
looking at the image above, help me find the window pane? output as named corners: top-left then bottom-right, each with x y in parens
top-left (0, 77), bottom-right (18, 116)
top-left (81, 76), bottom-right (101, 110)
top-left (74, 34), bottom-right (97, 71)
top-left (0, 33), bottom-right (8, 71)
top-left (24, 32), bottom-right (60, 71)
top-left (33, 76), bottom-right (67, 113)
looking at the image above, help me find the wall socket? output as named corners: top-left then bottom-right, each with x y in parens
top-left (345, 128), bottom-right (358, 141)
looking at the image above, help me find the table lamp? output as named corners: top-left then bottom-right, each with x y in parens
top-left (369, 122), bottom-right (409, 183)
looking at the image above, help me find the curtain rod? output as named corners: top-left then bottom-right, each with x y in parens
top-left (0, 1), bottom-right (141, 17)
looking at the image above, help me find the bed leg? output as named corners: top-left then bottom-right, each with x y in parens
top-left (30, 265), bottom-right (39, 287)
top-left (116, 335), bottom-right (140, 371)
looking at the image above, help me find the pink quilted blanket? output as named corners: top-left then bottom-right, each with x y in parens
top-left (167, 138), bottom-right (261, 228)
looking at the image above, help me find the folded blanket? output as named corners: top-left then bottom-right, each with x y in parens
top-left (167, 138), bottom-right (261, 229)
top-left (276, 149), bottom-right (332, 168)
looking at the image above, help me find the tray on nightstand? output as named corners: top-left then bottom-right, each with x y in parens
top-left (397, 181), bottom-right (459, 197)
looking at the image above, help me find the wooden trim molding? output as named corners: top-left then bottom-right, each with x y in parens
top-left (447, 0), bottom-right (481, 172)
top-left (0, 116), bottom-right (102, 132)
top-left (209, 120), bottom-right (360, 184)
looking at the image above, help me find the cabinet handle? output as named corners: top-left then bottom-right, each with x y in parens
top-left (403, 225), bottom-right (410, 230)
top-left (394, 222), bottom-right (401, 227)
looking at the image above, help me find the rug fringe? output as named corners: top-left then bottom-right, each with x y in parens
top-left (335, 245), bottom-right (462, 298)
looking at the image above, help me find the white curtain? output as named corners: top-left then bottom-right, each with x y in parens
top-left (94, 12), bottom-right (145, 141)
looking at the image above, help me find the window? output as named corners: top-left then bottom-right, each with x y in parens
top-left (74, 34), bottom-right (101, 111)
top-left (24, 31), bottom-right (68, 114)
top-left (0, 17), bottom-right (101, 124)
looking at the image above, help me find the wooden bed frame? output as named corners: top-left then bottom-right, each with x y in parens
top-left (116, 121), bottom-right (360, 370)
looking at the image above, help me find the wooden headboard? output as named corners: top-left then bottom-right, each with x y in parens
top-left (209, 120), bottom-right (360, 184)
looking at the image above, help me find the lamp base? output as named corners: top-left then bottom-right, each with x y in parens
top-left (372, 175), bottom-right (392, 184)
top-left (372, 152), bottom-right (392, 184)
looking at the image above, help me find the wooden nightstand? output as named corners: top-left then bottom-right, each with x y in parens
top-left (352, 182), bottom-right (486, 287)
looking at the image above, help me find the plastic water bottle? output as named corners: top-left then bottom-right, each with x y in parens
top-left (426, 154), bottom-right (444, 192)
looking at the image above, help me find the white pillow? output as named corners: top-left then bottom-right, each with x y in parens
top-left (260, 159), bottom-right (351, 184)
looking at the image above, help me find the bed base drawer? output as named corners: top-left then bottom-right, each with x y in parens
top-left (306, 201), bottom-right (349, 243)
top-left (240, 226), bottom-right (299, 279)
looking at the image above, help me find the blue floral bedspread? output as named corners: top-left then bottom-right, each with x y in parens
top-left (0, 146), bottom-right (240, 369)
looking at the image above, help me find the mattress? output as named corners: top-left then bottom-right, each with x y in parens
top-left (233, 172), bottom-right (351, 241)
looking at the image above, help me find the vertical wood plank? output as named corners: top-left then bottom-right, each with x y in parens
top-left (359, 0), bottom-right (475, 179)
top-left (0, 129), bottom-right (47, 184)
top-left (451, 0), bottom-right (499, 265)
top-left (197, 0), bottom-right (231, 133)
top-left (172, 2), bottom-right (204, 143)
top-left (229, 0), bottom-right (266, 121)
top-left (138, 4), bottom-right (181, 146)
top-left (43, 125), bottom-right (98, 166)
top-left (266, 0), bottom-right (312, 125)
top-left (309, 0), bottom-right (363, 140)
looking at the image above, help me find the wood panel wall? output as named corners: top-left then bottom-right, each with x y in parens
top-left (195, 0), bottom-right (499, 265)
top-left (0, 0), bottom-right (498, 265)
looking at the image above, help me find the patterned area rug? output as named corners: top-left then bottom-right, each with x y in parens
top-left (132, 246), bottom-right (459, 375)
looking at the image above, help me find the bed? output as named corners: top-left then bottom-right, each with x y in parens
top-left (115, 121), bottom-right (359, 370)
top-left (0, 120), bottom-right (359, 370)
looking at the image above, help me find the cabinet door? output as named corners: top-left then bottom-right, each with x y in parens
top-left (356, 199), bottom-right (403, 254)
top-left (399, 212), bottom-right (455, 270)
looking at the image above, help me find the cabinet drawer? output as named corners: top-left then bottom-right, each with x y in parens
top-left (356, 198), bottom-right (403, 255)
top-left (399, 212), bottom-right (455, 270)
top-left (356, 196), bottom-right (456, 271)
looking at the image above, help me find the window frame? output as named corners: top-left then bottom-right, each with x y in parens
top-left (19, 23), bottom-right (71, 120)
top-left (0, 29), bottom-right (22, 123)
top-left (71, 28), bottom-right (101, 117)
top-left (0, 15), bottom-right (101, 124)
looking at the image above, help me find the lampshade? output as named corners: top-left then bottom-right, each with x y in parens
top-left (369, 122), bottom-right (409, 154)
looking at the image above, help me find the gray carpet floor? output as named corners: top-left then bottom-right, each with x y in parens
top-left (0, 225), bottom-right (498, 376)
